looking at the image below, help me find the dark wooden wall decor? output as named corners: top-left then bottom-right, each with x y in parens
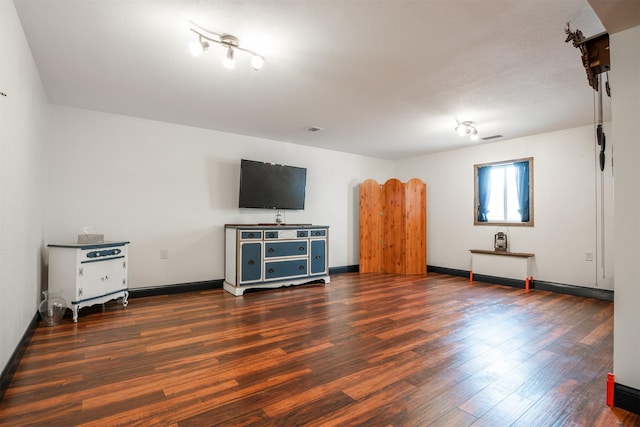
top-left (359, 178), bottom-right (426, 274)
top-left (565, 23), bottom-right (610, 172)
top-left (565, 24), bottom-right (610, 93)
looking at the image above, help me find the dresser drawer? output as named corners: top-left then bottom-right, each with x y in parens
top-left (310, 229), bottom-right (326, 237)
top-left (265, 259), bottom-right (308, 279)
top-left (240, 230), bottom-right (262, 240)
top-left (265, 241), bottom-right (308, 258)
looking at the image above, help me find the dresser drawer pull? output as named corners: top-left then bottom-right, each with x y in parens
top-left (268, 248), bottom-right (274, 253)
top-left (268, 268), bottom-right (274, 273)
top-left (299, 246), bottom-right (305, 251)
top-left (248, 260), bottom-right (255, 265)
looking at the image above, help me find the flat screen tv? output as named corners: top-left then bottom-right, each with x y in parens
top-left (238, 159), bottom-right (307, 210)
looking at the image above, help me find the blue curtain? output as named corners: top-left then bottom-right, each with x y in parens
top-left (515, 161), bottom-right (530, 222)
top-left (477, 167), bottom-right (491, 222)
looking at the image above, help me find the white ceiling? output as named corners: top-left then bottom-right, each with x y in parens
top-left (14, 0), bottom-right (621, 160)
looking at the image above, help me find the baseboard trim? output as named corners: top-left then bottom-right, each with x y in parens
top-left (0, 312), bottom-right (40, 402)
top-left (127, 267), bottom-right (358, 298)
top-left (615, 382), bottom-right (640, 414)
top-left (471, 273), bottom-right (526, 289)
top-left (427, 265), bottom-right (468, 278)
top-left (426, 265), bottom-right (614, 301)
top-left (133, 268), bottom-right (612, 302)
top-left (330, 265), bottom-right (359, 274)
top-left (533, 280), bottom-right (613, 301)
top-left (128, 279), bottom-right (223, 298)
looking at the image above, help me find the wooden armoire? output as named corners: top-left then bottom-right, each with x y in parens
top-left (359, 178), bottom-right (426, 274)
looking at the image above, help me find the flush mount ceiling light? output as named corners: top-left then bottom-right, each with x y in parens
top-left (189, 27), bottom-right (264, 71)
top-left (455, 119), bottom-right (479, 141)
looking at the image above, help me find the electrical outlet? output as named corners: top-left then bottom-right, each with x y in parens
top-left (585, 251), bottom-right (593, 261)
top-left (160, 249), bottom-right (169, 259)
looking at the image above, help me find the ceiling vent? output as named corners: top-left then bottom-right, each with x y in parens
top-left (481, 135), bottom-right (503, 141)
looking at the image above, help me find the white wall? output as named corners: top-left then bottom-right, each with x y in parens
top-left (46, 105), bottom-right (394, 289)
top-left (0, 0), bottom-right (49, 376)
top-left (611, 24), bottom-right (640, 391)
top-left (47, 107), bottom-right (618, 292)
top-left (395, 124), bottom-right (614, 289)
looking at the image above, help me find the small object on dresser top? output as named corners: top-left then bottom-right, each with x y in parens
top-left (77, 233), bottom-right (104, 244)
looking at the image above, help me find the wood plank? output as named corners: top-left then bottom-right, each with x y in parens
top-left (0, 273), bottom-right (637, 426)
top-left (382, 178), bottom-right (405, 274)
top-left (404, 178), bottom-right (426, 274)
top-left (358, 179), bottom-right (382, 273)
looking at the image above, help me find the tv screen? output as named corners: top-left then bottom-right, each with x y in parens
top-left (239, 159), bottom-right (307, 210)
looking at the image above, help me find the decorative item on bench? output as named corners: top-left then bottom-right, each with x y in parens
top-left (78, 225), bottom-right (104, 244)
top-left (494, 231), bottom-right (508, 252)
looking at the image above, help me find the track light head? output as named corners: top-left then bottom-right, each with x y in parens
top-left (251, 55), bottom-right (264, 71)
top-left (223, 47), bottom-right (235, 69)
top-left (189, 36), bottom-right (209, 56)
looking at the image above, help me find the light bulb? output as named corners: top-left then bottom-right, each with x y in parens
top-left (251, 55), bottom-right (264, 71)
top-left (223, 47), bottom-right (235, 69)
top-left (470, 129), bottom-right (479, 141)
top-left (189, 41), bottom-right (203, 56)
top-left (189, 38), bottom-right (208, 57)
top-left (457, 124), bottom-right (467, 136)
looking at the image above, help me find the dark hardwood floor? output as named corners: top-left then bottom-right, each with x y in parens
top-left (1, 272), bottom-right (638, 426)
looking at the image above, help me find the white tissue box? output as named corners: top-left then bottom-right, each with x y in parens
top-left (77, 234), bottom-right (104, 244)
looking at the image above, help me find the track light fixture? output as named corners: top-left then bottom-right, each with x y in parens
top-left (455, 119), bottom-right (479, 141)
top-left (189, 27), bottom-right (264, 71)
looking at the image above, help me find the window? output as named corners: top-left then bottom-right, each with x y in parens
top-left (474, 157), bottom-right (533, 226)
